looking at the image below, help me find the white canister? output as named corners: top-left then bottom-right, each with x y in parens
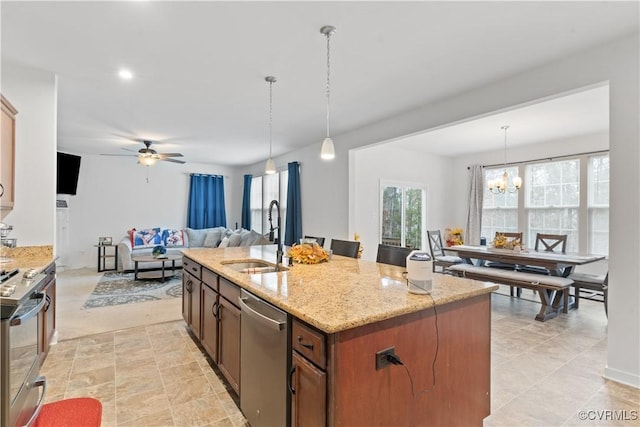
top-left (405, 251), bottom-right (433, 294)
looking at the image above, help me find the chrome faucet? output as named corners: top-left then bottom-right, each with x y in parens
top-left (268, 200), bottom-right (283, 270)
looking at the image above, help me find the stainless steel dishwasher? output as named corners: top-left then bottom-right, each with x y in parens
top-left (239, 289), bottom-right (289, 427)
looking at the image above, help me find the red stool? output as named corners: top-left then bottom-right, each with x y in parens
top-left (34, 397), bottom-right (102, 427)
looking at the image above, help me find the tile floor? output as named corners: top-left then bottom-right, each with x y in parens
top-left (43, 269), bottom-right (639, 426)
top-left (41, 320), bottom-right (247, 426)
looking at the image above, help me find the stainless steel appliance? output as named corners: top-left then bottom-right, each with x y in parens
top-left (1, 269), bottom-right (48, 427)
top-left (239, 289), bottom-right (289, 427)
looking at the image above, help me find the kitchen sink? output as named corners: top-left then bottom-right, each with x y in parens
top-left (221, 259), bottom-right (288, 274)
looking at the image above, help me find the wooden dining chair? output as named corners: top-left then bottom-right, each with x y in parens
top-left (376, 244), bottom-right (413, 268)
top-left (569, 271), bottom-right (608, 316)
top-left (426, 230), bottom-right (463, 273)
top-left (330, 239), bottom-right (361, 258)
top-left (487, 231), bottom-right (524, 295)
top-left (304, 235), bottom-right (325, 248)
top-left (534, 233), bottom-right (567, 253)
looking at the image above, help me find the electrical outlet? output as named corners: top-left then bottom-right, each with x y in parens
top-left (375, 346), bottom-right (396, 370)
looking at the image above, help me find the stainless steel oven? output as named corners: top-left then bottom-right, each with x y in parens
top-left (1, 270), bottom-right (48, 427)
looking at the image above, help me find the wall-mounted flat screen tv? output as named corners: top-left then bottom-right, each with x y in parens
top-left (57, 152), bottom-right (81, 195)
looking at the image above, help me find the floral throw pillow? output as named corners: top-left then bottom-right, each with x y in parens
top-left (131, 228), bottom-right (162, 248)
top-left (162, 229), bottom-right (184, 247)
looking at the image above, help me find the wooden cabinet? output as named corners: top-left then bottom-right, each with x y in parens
top-left (291, 319), bottom-right (327, 427)
top-left (0, 95), bottom-right (17, 211)
top-left (182, 257), bottom-right (241, 395)
top-left (201, 269), bottom-right (219, 363)
top-left (39, 262), bottom-right (56, 363)
top-left (218, 277), bottom-right (241, 394)
top-left (291, 351), bottom-right (326, 427)
top-left (182, 257), bottom-right (202, 337)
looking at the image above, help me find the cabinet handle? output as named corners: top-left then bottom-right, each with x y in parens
top-left (212, 302), bottom-right (219, 319)
top-left (288, 365), bottom-right (296, 395)
top-left (44, 295), bottom-right (51, 312)
top-left (297, 335), bottom-right (314, 350)
top-left (186, 279), bottom-right (192, 293)
top-left (0, 183), bottom-right (4, 197)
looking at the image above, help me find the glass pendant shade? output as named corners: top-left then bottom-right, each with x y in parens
top-left (139, 154), bottom-right (157, 167)
top-left (265, 158), bottom-right (276, 174)
top-left (321, 137), bottom-right (335, 160)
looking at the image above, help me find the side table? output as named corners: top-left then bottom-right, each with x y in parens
top-left (95, 244), bottom-right (118, 272)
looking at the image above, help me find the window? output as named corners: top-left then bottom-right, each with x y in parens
top-left (481, 153), bottom-right (609, 255)
top-left (481, 166), bottom-right (519, 242)
top-left (250, 170), bottom-right (288, 235)
top-left (380, 182), bottom-right (426, 249)
top-left (525, 159), bottom-right (579, 251)
top-left (588, 155), bottom-right (609, 255)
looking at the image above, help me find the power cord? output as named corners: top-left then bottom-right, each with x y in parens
top-left (391, 280), bottom-right (440, 397)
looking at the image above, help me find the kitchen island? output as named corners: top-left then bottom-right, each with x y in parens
top-left (182, 245), bottom-right (498, 426)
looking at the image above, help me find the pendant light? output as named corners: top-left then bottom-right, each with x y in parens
top-left (265, 76), bottom-right (277, 174)
top-left (488, 125), bottom-right (523, 194)
top-left (320, 25), bottom-right (336, 160)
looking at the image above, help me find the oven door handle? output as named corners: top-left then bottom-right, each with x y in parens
top-left (21, 376), bottom-right (47, 427)
top-left (9, 292), bottom-right (46, 326)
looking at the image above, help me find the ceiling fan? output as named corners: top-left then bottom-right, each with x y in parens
top-left (102, 140), bottom-right (186, 166)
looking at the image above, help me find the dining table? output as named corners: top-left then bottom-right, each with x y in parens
top-left (444, 244), bottom-right (606, 320)
top-left (444, 244), bottom-right (606, 277)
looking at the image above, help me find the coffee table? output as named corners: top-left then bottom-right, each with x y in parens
top-left (131, 254), bottom-right (182, 281)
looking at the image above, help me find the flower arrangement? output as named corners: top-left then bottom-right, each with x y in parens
top-left (288, 242), bottom-right (330, 264)
top-left (152, 245), bottom-right (167, 258)
top-left (493, 233), bottom-right (521, 249)
top-left (445, 228), bottom-right (464, 246)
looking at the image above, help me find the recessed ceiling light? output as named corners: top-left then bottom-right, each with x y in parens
top-left (118, 69), bottom-right (133, 80)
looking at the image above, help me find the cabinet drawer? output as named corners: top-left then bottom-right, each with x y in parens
top-left (202, 268), bottom-right (218, 291)
top-left (220, 277), bottom-right (240, 307)
top-left (183, 257), bottom-right (201, 280)
top-left (292, 319), bottom-right (326, 369)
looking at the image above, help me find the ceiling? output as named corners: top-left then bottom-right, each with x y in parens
top-left (2, 1), bottom-right (637, 166)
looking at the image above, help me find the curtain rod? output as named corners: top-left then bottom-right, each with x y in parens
top-left (467, 149), bottom-right (609, 170)
top-left (187, 173), bottom-right (228, 178)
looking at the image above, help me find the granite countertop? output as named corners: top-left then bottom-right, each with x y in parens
top-left (1, 245), bottom-right (56, 272)
top-left (182, 246), bottom-right (498, 334)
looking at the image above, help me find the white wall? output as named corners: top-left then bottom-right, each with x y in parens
top-left (1, 63), bottom-right (57, 246)
top-left (56, 154), bottom-right (238, 269)
top-left (351, 144), bottom-right (453, 261)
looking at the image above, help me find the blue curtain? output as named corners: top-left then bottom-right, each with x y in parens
top-left (241, 174), bottom-right (252, 230)
top-left (285, 162), bottom-right (302, 246)
top-left (187, 174), bottom-right (227, 229)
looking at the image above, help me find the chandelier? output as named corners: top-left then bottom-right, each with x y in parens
top-left (487, 125), bottom-right (522, 194)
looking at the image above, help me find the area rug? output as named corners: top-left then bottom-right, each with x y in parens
top-left (82, 271), bottom-right (182, 309)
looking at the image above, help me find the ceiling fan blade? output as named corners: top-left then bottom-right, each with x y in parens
top-left (157, 153), bottom-right (184, 158)
top-left (161, 158), bottom-right (186, 164)
top-left (120, 147), bottom-right (140, 153)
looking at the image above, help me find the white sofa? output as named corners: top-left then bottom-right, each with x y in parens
top-left (118, 226), bottom-right (270, 271)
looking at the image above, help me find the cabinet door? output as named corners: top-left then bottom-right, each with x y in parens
top-left (190, 279), bottom-right (201, 337)
top-left (218, 296), bottom-right (240, 394)
top-left (201, 283), bottom-right (219, 363)
top-left (182, 272), bottom-right (191, 324)
top-left (291, 351), bottom-right (327, 427)
top-left (182, 272), bottom-right (201, 337)
top-left (0, 95), bottom-right (16, 211)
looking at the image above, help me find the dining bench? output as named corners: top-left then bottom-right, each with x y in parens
top-left (449, 264), bottom-right (574, 321)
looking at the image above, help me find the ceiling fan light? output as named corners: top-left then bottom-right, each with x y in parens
top-left (321, 137), bottom-right (335, 160)
top-left (139, 154), bottom-right (157, 166)
top-left (265, 158), bottom-right (276, 174)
